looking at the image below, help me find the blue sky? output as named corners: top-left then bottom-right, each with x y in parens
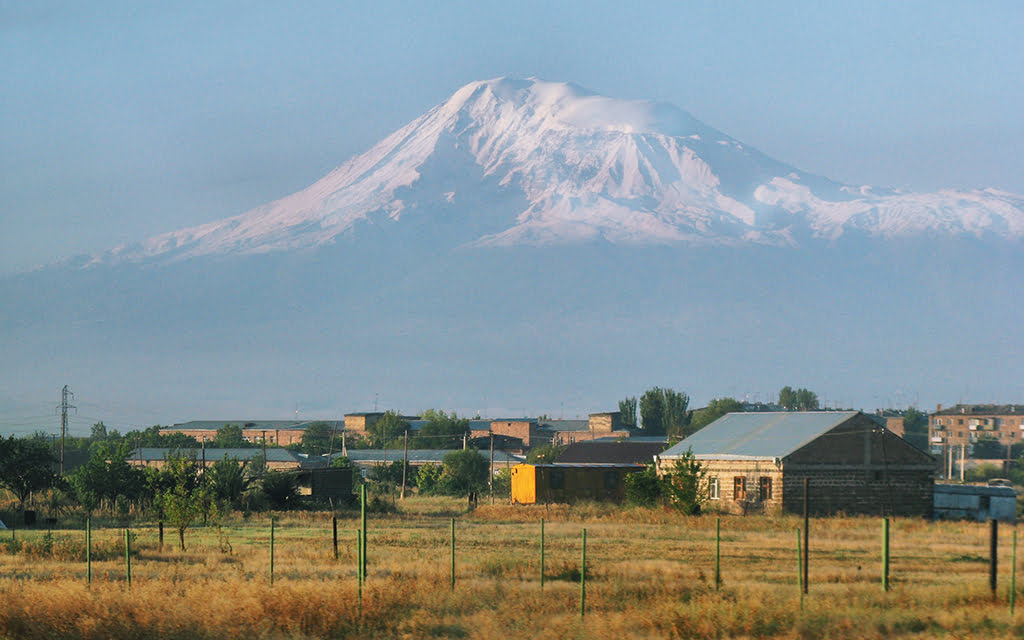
top-left (2, 1), bottom-right (1023, 273)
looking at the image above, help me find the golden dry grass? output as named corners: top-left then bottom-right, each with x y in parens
top-left (0, 499), bottom-right (1021, 639)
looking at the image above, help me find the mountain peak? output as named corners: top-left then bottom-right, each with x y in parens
top-left (444, 76), bottom-right (705, 138)
top-left (81, 78), bottom-right (1024, 267)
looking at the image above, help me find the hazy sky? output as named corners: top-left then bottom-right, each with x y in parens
top-left (2, 1), bottom-right (1023, 273)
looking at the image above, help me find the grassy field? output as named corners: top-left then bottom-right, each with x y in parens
top-left (0, 497), bottom-right (1020, 639)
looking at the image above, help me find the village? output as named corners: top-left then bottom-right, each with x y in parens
top-left (4, 389), bottom-right (1019, 529)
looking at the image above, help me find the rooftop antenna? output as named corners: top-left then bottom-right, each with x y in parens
top-left (374, 392), bottom-right (379, 412)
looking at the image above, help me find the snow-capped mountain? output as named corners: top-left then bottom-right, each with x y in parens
top-left (89, 77), bottom-right (1024, 267)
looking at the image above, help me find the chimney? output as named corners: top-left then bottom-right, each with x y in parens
top-left (937, 404), bottom-right (942, 412)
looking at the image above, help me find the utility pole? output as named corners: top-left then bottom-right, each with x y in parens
top-left (56, 385), bottom-right (76, 475)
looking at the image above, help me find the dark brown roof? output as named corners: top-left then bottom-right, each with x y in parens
top-left (555, 441), bottom-right (667, 465)
top-left (932, 404), bottom-right (1024, 416)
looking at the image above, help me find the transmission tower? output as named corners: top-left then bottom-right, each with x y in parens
top-left (56, 385), bottom-right (76, 474)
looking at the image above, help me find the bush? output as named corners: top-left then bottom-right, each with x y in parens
top-left (624, 466), bottom-right (662, 507)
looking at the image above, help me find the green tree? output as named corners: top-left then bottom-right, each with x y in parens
top-left (900, 407), bottom-right (929, 450)
top-left (778, 386), bottom-right (796, 410)
top-left (618, 397), bottom-right (638, 428)
top-left (207, 456), bottom-right (249, 510)
top-left (526, 443), bottom-right (566, 464)
top-left (71, 441), bottom-right (148, 512)
top-left (416, 463), bottom-right (442, 494)
top-left (213, 424), bottom-right (248, 448)
top-left (0, 435), bottom-right (59, 511)
top-left (298, 422), bottom-right (335, 455)
top-left (640, 387), bottom-right (690, 436)
top-left (411, 410), bottom-right (469, 449)
top-left (689, 397), bottom-right (743, 432)
top-left (660, 451), bottom-right (707, 515)
top-left (90, 421), bottom-right (108, 440)
top-left (795, 388), bottom-right (819, 410)
top-left (437, 449), bottom-right (489, 496)
top-left (368, 411), bottom-right (410, 448)
top-left (260, 471), bottom-right (299, 509)
top-left (624, 465), bottom-right (662, 507)
top-left (155, 453), bottom-right (210, 550)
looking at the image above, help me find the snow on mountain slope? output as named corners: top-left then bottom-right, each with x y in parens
top-left (92, 77), bottom-right (1024, 265)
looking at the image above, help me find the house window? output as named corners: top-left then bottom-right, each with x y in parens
top-left (709, 476), bottom-right (720, 500)
top-left (733, 476), bottom-right (746, 501)
top-left (759, 477), bottom-right (773, 501)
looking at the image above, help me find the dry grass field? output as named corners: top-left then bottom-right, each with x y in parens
top-left (0, 497), bottom-right (1020, 639)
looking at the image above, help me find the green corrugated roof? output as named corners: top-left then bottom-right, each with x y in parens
top-left (659, 411), bottom-right (860, 460)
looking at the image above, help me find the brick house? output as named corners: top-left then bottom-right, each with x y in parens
top-left (928, 404), bottom-right (1024, 456)
top-left (657, 411), bottom-right (935, 517)
top-left (164, 420), bottom-right (340, 446)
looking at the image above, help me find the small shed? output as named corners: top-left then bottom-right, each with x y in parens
top-left (933, 484), bottom-right (1016, 522)
top-left (511, 463), bottom-right (644, 504)
top-left (296, 467), bottom-right (355, 504)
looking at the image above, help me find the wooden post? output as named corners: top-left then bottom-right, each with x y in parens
top-left (580, 528), bottom-right (587, 619)
top-left (450, 518), bottom-right (456, 591)
top-left (158, 521), bottom-right (164, 550)
top-left (1012, 529), bottom-right (1018, 614)
top-left (269, 517), bottom-right (276, 585)
top-left (715, 517), bottom-right (721, 590)
top-left (882, 517), bottom-right (890, 592)
top-left (124, 528), bottom-right (131, 590)
top-left (991, 519), bottom-right (999, 596)
top-left (796, 528), bottom-right (803, 607)
top-left (333, 516), bottom-right (339, 560)
top-left (540, 518), bottom-right (545, 589)
top-left (802, 478), bottom-right (809, 595)
top-left (86, 517), bottom-right (92, 587)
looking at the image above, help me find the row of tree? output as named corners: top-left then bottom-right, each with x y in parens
top-left (617, 385), bottom-right (827, 436)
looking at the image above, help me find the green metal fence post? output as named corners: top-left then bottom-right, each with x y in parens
top-left (270, 517), bottom-right (275, 586)
top-left (882, 517), bottom-right (890, 592)
top-left (450, 517), bottom-right (456, 591)
top-left (361, 484), bottom-right (367, 580)
top-left (356, 530), bottom-right (362, 585)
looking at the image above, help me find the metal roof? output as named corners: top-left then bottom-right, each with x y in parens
top-left (556, 441), bottom-right (667, 465)
top-left (169, 420), bottom-right (342, 431)
top-left (521, 463), bottom-right (646, 469)
top-left (127, 447), bottom-right (302, 463)
top-left (326, 449), bottom-right (524, 465)
top-left (538, 420), bottom-right (589, 432)
top-left (659, 411), bottom-right (860, 460)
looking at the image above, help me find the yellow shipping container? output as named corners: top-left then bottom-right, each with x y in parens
top-left (511, 463), bottom-right (645, 504)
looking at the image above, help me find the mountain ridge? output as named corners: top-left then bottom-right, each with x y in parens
top-left (67, 77), bottom-right (1024, 270)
